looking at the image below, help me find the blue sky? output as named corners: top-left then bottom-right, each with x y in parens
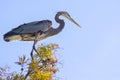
top-left (1, 0), bottom-right (120, 80)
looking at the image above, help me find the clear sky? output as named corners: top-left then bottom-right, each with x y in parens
top-left (1, 0), bottom-right (120, 80)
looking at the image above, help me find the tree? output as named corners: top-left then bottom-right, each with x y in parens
top-left (0, 43), bottom-right (59, 80)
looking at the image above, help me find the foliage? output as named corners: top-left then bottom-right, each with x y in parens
top-left (0, 43), bottom-right (59, 80)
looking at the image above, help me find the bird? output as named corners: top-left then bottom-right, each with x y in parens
top-left (3, 11), bottom-right (81, 59)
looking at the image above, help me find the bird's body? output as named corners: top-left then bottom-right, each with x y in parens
top-left (4, 11), bottom-right (80, 42)
top-left (4, 20), bottom-right (52, 41)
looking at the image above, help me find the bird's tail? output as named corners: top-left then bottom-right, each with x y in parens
top-left (3, 31), bottom-right (22, 42)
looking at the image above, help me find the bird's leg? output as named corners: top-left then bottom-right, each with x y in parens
top-left (30, 48), bottom-right (34, 60)
top-left (33, 39), bottom-right (39, 54)
top-left (30, 32), bottom-right (39, 60)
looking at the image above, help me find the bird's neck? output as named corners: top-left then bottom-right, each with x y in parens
top-left (48, 13), bottom-right (65, 36)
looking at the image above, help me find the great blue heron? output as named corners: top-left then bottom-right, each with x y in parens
top-left (3, 11), bottom-right (81, 59)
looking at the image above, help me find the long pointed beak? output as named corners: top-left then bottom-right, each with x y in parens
top-left (69, 18), bottom-right (81, 28)
top-left (65, 15), bottom-right (81, 28)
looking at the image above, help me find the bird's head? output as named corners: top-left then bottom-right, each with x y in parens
top-left (58, 11), bottom-right (81, 28)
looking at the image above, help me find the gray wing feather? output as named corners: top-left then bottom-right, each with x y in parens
top-left (12, 20), bottom-right (52, 34)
